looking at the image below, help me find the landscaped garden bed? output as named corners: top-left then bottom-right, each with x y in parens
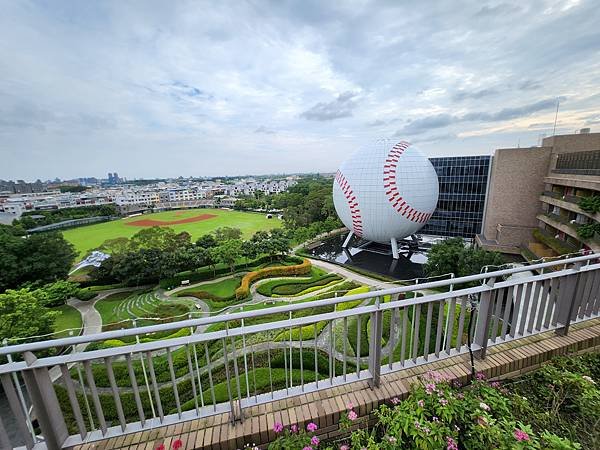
top-left (268, 352), bottom-right (599, 450)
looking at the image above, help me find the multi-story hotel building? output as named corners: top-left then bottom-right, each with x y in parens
top-left (476, 130), bottom-right (600, 258)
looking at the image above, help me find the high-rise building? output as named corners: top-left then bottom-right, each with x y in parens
top-left (421, 155), bottom-right (491, 238)
top-left (476, 130), bottom-right (600, 257)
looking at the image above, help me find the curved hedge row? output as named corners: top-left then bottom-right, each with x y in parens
top-left (235, 258), bottom-right (312, 299)
top-left (257, 273), bottom-right (342, 297)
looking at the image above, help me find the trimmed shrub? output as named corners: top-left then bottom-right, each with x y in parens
top-left (159, 255), bottom-right (303, 289)
top-left (258, 273), bottom-right (342, 297)
top-left (235, 258), bottom-right (312, 299)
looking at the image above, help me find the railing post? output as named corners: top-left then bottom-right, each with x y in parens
top-left (368, 297), bottom-right (383, 388)
top-left (555, 262), bottom-right (583, 336)
top-left (473, 278), bottom-right (496, 360)
top-left (21, 351), bottom-right (68, 450)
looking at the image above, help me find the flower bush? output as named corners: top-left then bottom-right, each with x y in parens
top-left (268, 421), bottom-right (320, 450)
top-left (324, 364), bottom-right (590, 450)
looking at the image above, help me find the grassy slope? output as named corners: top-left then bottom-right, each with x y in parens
top-left (62, 208), bottom-right (282, 257)
top-left (176, 276), bottom-right (242, 298)
top-left (52, 304), bottom-right (83, 339)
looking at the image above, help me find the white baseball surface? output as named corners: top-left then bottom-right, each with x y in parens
top-left (333, 139), bottom-right (439, 244)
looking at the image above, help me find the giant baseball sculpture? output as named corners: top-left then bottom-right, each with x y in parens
top-left (333, 139), bottom-right (439, 259)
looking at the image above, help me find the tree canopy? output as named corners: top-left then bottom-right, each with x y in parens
top-left (0, 226), bottom-right (77, 292)
top-left (0, 289), bottom-right (58, 344)
top-left (424, 238), bottom-right (506, 280)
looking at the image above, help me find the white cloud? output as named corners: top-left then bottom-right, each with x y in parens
top-left (0, 0), bottom-right (598, 179)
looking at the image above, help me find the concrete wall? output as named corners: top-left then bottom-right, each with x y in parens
top-left (482, 146), bottom-right (552, 243)
top-left (542, 132), bottom-right (600, 154)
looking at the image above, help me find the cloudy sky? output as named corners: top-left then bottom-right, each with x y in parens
top-left (1, 0), bottom-right (599, 180)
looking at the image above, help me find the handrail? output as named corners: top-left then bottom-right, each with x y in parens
top-left (1, 252), bottom-right (598, 357)
top-left (1, 253), bottom-right (599, 449)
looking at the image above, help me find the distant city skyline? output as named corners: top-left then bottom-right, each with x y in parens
top-left (1, 0), bottom-right (599, 180)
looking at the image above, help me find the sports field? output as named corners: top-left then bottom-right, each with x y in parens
top-left (62, 208), bottom-right (282, 256)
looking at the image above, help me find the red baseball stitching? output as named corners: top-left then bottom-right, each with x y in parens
top-left (335, 170), bottom-right (363, 237)
top-left (383, 141), bottom-right (432, 224)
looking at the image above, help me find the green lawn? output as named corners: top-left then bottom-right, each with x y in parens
top-left (52, 305), bottom-right (83, 339)
top-left (176, 276), bottom-right (242, 299)
top-left (62, 208), bottom-right (282, 257)
top-left (95, 290), bottom-right (195, 328)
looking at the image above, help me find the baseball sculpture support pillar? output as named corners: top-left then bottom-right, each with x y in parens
top-left (390, 237), bottom-right (399, 259)
top-left (342, 231), bottom-right (354, 248)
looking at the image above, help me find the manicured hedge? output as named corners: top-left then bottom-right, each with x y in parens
top-left (258, 273), bottom-right (342, 297)
top-left (235, 258), bottom-right (312, 299)
top-left (159, 255), bottom-right (303, 289)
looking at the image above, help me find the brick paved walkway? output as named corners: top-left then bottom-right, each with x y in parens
top-left (69, 318), bottom-right (600, 450)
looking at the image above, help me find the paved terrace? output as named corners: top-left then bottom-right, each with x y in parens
top-left (68, 318), bottom-right (600, 450)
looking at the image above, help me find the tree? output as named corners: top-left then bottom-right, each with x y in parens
top-left (269, 229), bottom-right (291, 257)
top-left (424, 238), bottom-right (506, 280)
top-left (129, 227), bottom-right (182, 251)
top-left (0, 289), bottom-right (58, 344)
top-left (212, 239), bottom-right (243, 272)
top-left (110, 248), bottom-right (163, 285)
top-left (240, 240), bottom-right (258, 266)
top-left (96, 237), bottom-right (131, 255)
top-left (196, 234), bottom-right (217, 249)
top-left (35, 280), bottom-right (81, 307)
top-left (213, 227), bottom-right (242, 242)
top-left (0, 228), bottom-right (76, 292)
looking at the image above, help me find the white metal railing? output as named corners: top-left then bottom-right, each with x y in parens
top-left (0, 253), bottom-right (599, 449)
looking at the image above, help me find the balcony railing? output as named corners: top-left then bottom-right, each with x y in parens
top-left (1, 253), bottom-right (600, 449)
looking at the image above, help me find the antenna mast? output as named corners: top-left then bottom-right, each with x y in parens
top-left (552, 98), bottom-right (560, 136)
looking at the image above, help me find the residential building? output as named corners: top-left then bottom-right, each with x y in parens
top-left (421, 155), bottom-right (491, 238)
top-left (476, 130), bottom-right (600, 257)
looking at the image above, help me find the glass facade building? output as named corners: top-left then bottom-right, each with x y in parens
top-left (421, 155), bottom-right (491, 238)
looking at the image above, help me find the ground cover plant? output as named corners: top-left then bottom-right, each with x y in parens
top-left (62, 208), bottom-right (282, 257)
top-left (320, 352), bottom-right (599, 450)
top-left (94, 290), bottom-right (194, 330)
top-left (256, 269), bottom-right (342, 297)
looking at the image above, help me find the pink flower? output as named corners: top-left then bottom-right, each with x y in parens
top-left (156, 445), bottom-right (165, 450)
top-left (340, 446), bottom-right (349, 450)
top-left (307, 422), bottom-right (318, 432)
top-left (446, 437), bottom-right (458, 450)
top-left (172, 440), bottom-right (183, 450)
top-left (347, 402), bottom-right (354, 409)
top-left (302, 447), bottom-right (313, 450)
top-left (273, 422), bottom-right (284, 433)
top-left (514, 429), bottom-right (530, 442)
top-left (311, 436), bottom-right (320, 446)
top-left (391, 397), bottom-right (400, 405)
top-left (290, 424), bottom-right (298, 433)
top-left (439, 398), bottom-right (448, 406)
top-left (347, 410), bottom-right (358, 421)
top-left (425, 383), bottom-right (437, 394)
top-left (417, 399), bottom-right (425, 407)
top-left (490, 381), bottom-right (501, 388)
top-left (475, 372), bottom-right (486, 381)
